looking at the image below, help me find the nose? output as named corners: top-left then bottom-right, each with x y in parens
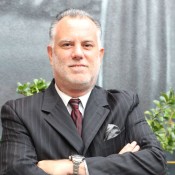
top-left (72, 45), bottom-right (83, 60)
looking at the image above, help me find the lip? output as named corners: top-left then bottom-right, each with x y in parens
top-left (69, 64), bottom-right (87, 67)
top-left (69, 64), bottom-right (88, 73)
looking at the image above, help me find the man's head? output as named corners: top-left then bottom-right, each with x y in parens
top-left (49, 9), bottom-right (102, 46)
top-left (47, 9), bottom-right (104, 97)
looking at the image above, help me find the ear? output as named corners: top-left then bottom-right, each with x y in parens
top-left (99, 47), bottom-right (104, 63)
top-left (47, 45), bottom-right (53, 66)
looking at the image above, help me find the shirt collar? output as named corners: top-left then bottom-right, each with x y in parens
top-left (55, 84), bottom-right (92, 109)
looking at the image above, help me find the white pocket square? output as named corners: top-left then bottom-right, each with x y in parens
top-left (104, 124), bottom-right (121, 141)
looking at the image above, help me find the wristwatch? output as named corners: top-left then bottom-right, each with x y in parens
top-left (69, 155), bottom-right (85, 175)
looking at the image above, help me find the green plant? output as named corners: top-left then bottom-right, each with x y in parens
top-left (17, 78), bottom-right (50, 96)
top-left (145, 89), bottom-right (175, 154)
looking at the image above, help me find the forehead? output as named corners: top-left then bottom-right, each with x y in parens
top-left (54, 16), bottom-right (100, 38)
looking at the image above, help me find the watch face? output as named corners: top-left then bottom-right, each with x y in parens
top-left (73, 155), bottom-right (83, 158)
top-left (71, 155), bottom-right (85, 162)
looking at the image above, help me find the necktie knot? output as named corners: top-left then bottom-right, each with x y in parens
top-left (69, 98), bottom-right (80, 110)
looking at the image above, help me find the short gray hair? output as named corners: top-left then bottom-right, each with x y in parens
top-left (49, 8), bottom-right (101, 44)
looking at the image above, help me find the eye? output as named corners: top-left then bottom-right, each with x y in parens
top-left (83, 42), bottom-right (94, 49)
top-left (85, 44), bottom-right (92, 47)
top-left (63, 43), bottom-right (71, 47)
top-left (60, 42), bottom-right (73, 49)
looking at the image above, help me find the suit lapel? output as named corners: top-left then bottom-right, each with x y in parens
top-left (82, 86), bottom-right (110, 154)
top-left (41, 81), bottom-right (84, 154)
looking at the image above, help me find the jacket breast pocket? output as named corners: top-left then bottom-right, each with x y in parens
top-left (88, 128), bottom-right (126, 157)
top-left (102, 128), bottom-right (126, 156)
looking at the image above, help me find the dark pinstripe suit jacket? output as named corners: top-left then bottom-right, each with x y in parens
top-left (0, 80), bottom-right (166, 175)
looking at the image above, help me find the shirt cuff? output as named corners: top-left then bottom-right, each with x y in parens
top-left (84, 160), bottom-right (90, 175)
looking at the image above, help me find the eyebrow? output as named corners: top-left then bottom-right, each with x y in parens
top-left (82, 40), bottom-right (94, 43)
top-left (58, 40), bottom-right (95, 44)
top-left (58, 40), bottom-right (72, 43)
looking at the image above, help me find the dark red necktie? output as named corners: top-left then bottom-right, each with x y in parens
top-left (69, 98), bottom-right (82, 135)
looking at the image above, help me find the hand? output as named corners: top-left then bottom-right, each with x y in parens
top-left (37, 159), bottom-right (72, 175)
top-left (119, 141), bottom-right (140, 154)
top-left (37, 159), bottom-right (86, 175)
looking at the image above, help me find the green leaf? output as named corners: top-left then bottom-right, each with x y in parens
top-left (145, 88), bottom-right (175, 154)
top-left (17, 78), bottom-right (50, 96)
top-left (153, 100), bottom-right (161, 107)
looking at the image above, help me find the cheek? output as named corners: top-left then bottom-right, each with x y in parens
top-left (88, 59), bottom-right (101, 77)
top-left (90, 56), bottom-right (102, 68)
top-left (53, 49), bottom-right (71, 63)
top-left (52, 54), bottom-right (67, 66)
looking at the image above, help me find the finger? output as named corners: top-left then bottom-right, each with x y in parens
top-left (130, 141), bottom-right (140, 152)
top-left (128, 141), bottom-right (139, 152)
top-left (130, 141), bottom-right (137, 148)
top-left (125, 141), bottom-right (137, 152)
top-left (132, 145), bottom-right (140, 153)
top-left (119, 141), bottom-right (138, 154)
top-left (119, 143), bottom-right (131, 154)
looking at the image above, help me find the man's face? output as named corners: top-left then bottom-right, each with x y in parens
top-left (48, 16), bottom-right (104, 96)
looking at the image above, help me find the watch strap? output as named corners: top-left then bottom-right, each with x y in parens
top-left (73, 160), bottom-right (82, 175)
top-left (69, 155), bottom-right (85, 175)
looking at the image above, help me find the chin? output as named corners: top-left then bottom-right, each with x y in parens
top-left (70, 80), bottom-right (93, 89)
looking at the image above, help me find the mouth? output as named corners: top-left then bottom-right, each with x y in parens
top-left (69, 64), bottom-right (88, 73)
top-left (69, 64), bottom-right (87, 68)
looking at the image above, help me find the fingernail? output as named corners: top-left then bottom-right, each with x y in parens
top-left (131, 141), bottom-right (137, 146)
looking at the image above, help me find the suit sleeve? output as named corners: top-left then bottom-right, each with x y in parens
top-left (85, 92), bottom-right (167, 175)
top-left (0, 101), bottom-right (48, 175)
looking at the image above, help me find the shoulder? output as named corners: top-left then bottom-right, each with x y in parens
top-left (95, 85), bottom-right (138, 99)
top-left (2, 80), bottom-right (56, 110)
top-left (2, 90), bottom-right (44, 112)
top-left (108, 89), bottom-right (139, 103)
top-left (94, 86), bottom-right (139, 108)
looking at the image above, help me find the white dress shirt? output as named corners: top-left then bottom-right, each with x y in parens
top-left (55, 84), bottom-right (91, 116)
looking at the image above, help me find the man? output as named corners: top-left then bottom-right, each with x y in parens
top-left (0, 9), bottom-right (166, 175)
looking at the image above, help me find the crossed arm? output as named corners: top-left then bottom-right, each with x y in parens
top-left (37, 141), bottom-right (140, 175)
top-left (0, 97), bottom-right (166, 175)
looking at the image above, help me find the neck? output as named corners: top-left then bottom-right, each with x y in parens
top-left (55, 83), bottom-right (93, 98)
